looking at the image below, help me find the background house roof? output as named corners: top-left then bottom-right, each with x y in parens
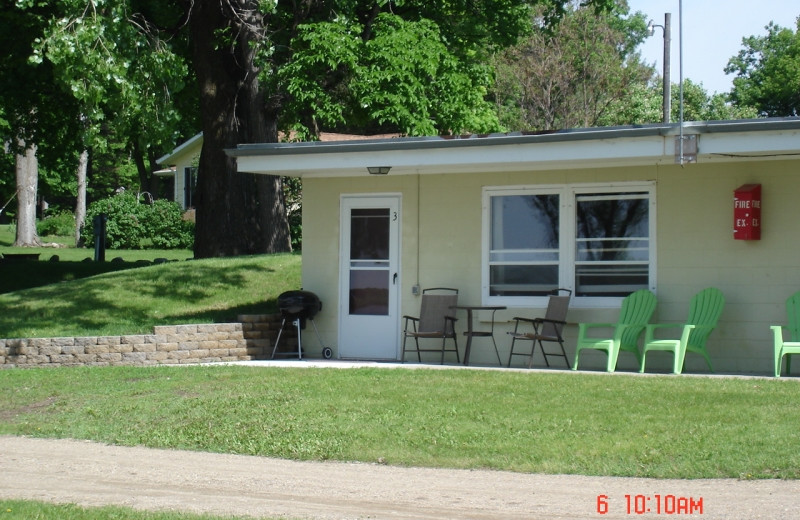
top-left (227, 118), bottom-right (800, 178)
top-left (157, 132), bottom-right (204, 165)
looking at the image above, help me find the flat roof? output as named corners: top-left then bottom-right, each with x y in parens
top-left (225, 118), bottom-right (800, 178)
top-left (228, 118), bottom-right (800, 157)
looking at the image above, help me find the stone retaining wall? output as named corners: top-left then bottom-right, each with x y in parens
top-left (0, 314), bottom-right (295, 368)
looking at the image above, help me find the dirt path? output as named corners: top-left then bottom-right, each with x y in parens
top-left (1, 436), bottom-right (798, 519)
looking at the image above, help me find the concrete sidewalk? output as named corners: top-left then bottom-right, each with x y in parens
top-left (217, 358), bottom-right (784, 380)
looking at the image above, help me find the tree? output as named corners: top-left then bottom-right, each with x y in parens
top-left (0, 2), bottom-right (84, 246)
top-left (6, 0), bottom-right (612, 257)
top-left (676, 79), bottom-right (758, 122)
top-left (597, 78), bottom-right (759, 126)
top-left (491, 2), bottom-right (652, 131)
top-left (31, 0), bottom-right (193, 241)
top-left (182, 0), bottom-right (613, 257)
top-left (726, 19), bottom-right (800, 117)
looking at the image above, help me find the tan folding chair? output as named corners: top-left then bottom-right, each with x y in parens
top-left (402, 288), bottom-right (459, 364)
top-left (507, 289), bottom-right (571, 368)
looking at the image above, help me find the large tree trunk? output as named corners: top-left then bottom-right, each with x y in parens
top-left (187, 1), bottom-right (291, 258)
top-left (13, 140), bottom-right (41, 247)
top-left (75, 148), bottom-right (88, 247)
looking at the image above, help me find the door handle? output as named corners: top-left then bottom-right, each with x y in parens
top-left (393, 273), bottom-right (398, 284)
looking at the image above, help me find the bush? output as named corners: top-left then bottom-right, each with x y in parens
top-left (85, 193), bottom-right (194, 250)
top-left (37, 211), bottom-right (76, 237)
top-left (146, 199), bottom-right (194, 249)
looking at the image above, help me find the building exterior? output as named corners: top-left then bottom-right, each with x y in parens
top-left (156, 132), bottom-right (202, 210)
top-left (228, 118), bottom-right (800, 374)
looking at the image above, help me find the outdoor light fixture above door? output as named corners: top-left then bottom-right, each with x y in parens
top-left (367, 166), bottom-right (391, 175)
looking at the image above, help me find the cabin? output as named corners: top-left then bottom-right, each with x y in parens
top-left (227, 118), bottom-right (800, 374)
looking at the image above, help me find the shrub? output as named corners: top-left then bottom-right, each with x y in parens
top-left (37, 211), bottom-right (76, 237)
top-left (85, 193), bottom-right (194, 250)
top-left (146, 199), bottom-right (194, 249)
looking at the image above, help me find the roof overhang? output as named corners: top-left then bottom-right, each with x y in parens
top-left (157, 132), bottom-right (203, 165)
top-left (226, 118), bottom-right (800, 178)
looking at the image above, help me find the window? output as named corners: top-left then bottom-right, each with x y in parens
top-left (483, 183), bottom-right (655, 307)
top-left (184, 167), bottom-right (198, 209)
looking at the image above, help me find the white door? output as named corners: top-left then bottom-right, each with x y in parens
top-left (338, 195), bottom-right (401, 359)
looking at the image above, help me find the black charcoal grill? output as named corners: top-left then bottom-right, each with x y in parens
top-left (272, 290), bottom-right (331, 359)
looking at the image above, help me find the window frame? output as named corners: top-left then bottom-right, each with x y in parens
top-left (482, 182), bottom-right (656, 308)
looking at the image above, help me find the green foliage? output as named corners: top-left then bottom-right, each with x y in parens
top-left (85, 193), bottom-right (145, 249)
top-left (278, 13), bottom-right (501, 137)
top-left (596, 82), bottom-right (663, 126)
top-left (85, 193), bottom-right (193, 250)
top-left (283, 177), bottom-right (302, 251)
top-left (146, 199), bottom-right (195, 249)
top-left (268, 0), bottom-right (613, 138)
top-left (32, 1), bottom-right (189, 150)
top-left (726, 20), bottom-right (800, 116)
top-left (676, 79), bottom-right (758, 122)
top-left (36, 210), bottom-right (75, 237)
top-left (597, 79), bottom-right (759, 127)
top-left (491, 3), bottom-right (654, 130)
top-left (4, 0), bottom-right (195, 220)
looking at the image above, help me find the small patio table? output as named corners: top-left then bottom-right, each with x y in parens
top-left (452, 305), bottom-right (506, 366)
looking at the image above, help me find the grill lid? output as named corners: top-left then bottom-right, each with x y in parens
top-left (277, 290), bottom-right (322, 319)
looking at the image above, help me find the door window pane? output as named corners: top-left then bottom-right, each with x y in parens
top-left (349, 270), bottom-right (389, 315)
top-left (350, 209), bottom-right (389, 261)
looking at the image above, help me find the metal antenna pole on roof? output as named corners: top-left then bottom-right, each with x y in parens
top-left (679, 0), bottom-right (684, 166)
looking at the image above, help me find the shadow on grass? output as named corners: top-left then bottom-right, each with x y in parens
top-left (0, 260), bottom-right (139, 294)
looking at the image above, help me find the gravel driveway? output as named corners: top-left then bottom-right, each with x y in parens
top-left (1, 435), bottom-right (798, 519)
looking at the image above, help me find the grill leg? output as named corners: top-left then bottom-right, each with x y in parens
top-left (271, 317), bottom-right (289, 359)
top-left (293, 318), bottom-right (302, 359)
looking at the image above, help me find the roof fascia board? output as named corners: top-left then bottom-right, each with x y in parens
top-left (235, 135), bottom-right (669, 177)
top-left (696, 129), bottom-right (800, 159)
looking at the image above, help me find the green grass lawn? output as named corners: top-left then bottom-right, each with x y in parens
top-left (0, 499), bottom-right (256, 520)
top-left (1, 364), bottom-right (799, 480)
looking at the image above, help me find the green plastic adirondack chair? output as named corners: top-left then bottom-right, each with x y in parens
top-left (573, 289), bottom-right (657, 372)
top-left (640, 288), bottom-right (725, 374)
top-left (771, 290), bottom-right (800, 377)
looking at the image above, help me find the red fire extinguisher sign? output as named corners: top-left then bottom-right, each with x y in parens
top-left (733, 184), bottom-right (761, 240)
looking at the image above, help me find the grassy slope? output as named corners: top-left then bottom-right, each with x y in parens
top-left (0, 254), bottom-right (301, 338)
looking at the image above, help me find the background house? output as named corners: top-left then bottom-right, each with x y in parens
top-left (157, 132), bottom-right (399, 210)
top-left (156, 132), bottom-right (202, 210)
top-left (229, 118), bottom-right (800, 374)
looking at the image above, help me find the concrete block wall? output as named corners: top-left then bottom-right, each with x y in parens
top-left (0, 314), bottom-right (297, 368)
